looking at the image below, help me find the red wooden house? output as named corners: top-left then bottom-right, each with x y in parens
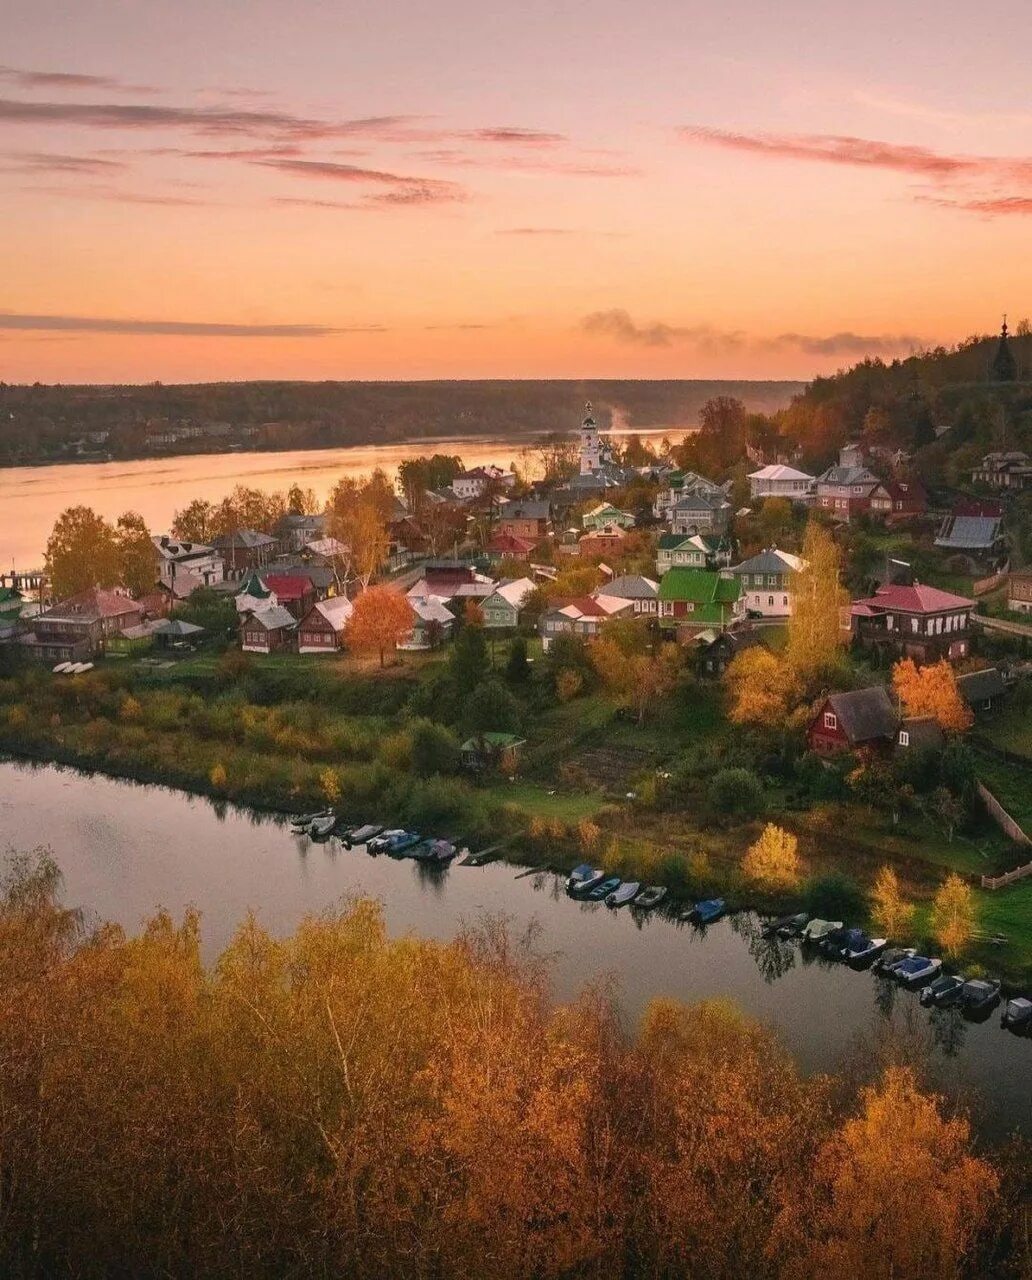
top-left (263, 573), bottom-right (316, 621)
top-left (807, 686), bottom-right (898, 756)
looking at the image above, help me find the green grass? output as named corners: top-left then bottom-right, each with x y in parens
top-left (975, 879), bottom-right (1032, 978)
top-left (480, 780), bottom-right (606, 821)
top-left (974, 755), bottom-right (1032, 832)
top-left (977, 706), bottom-right (1032, 762)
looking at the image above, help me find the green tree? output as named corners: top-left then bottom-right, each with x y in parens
top-left (505, 635), bottom-right (530, 684)
top-left (463, 677), bottom-right (520, 737)
top-left (410, 720), bottom-right (461, 777)
top-left (449, 622), bottom-right (490, 689)
top-left (115, 511), bottom-right (157, 597)
top-left (707, 768), bottom-right (765, 822)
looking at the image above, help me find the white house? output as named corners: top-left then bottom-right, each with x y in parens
top-left (730, 548), bottom-right (806, 618)
top-left (152, 535), bottom-right (224, 597)
top-left (451, 465), bottom-right (515, 501)
top-left (748, 464), bottom-right (814, 501)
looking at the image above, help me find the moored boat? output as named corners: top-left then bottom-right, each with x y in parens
top-left (762, 912), bottom-right (808, 938)
top-left (894, 955), bottom-right (941, 985)
top-left (875, 946), bottom-right (916, 975)
top-left (688, 898), bottom-right (726, 925)
top-left (344, 823), bottom-right (383, 848)
top-left (567, 864), bottom-right (605, 894)
top-left (919, 973), bottom-right (965, 1007)
top-left (308, 814), bottom-right (338, 839)
top-left (800, 918), bottom-right (842, 944)
top-left (632, 886), bottom-right (667, 911)
top-left (606, 881), bottom-right (641, 908)
top-left (587, 876), bottom-right (621, 902)
top-left (959, 979), bottom-right (1001, 1019)
top-left (837, 929), bottom-right (888, 964)
top-left (1001, 996), bottom-right (1032, 1032)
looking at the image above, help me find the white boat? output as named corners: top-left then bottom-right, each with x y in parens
top-left (308, 814), bottom-right (338, 839)
top-left (567, 864), bottom-right (605, 894)
top-left (1002, 997), bottom-right (1032, 1032)
top-left (800, 918), bottom-right (842, 943)
top-left (894, 955), bottom-right (941, 985)
top-left (605, 881), bottom-right (641, 909)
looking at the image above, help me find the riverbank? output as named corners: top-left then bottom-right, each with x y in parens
top-left (2, 649), bottom-right (1030, 985)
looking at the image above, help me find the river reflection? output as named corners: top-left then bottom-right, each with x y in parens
top-left (0, 756), bottom-right (1027, 1141)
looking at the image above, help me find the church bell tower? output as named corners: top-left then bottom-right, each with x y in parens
top-left (579, 402), bottom-right (601, 474)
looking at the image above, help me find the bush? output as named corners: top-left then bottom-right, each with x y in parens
top-left (803, 871), bottom-right (866, 922)
top-left (707, 768), bottom-right (765, 822)
top-left (410, 720), bottom-right (461, 778)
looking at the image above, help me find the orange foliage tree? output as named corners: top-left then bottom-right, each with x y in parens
top-left (892, 658), bottom-right (973, 732)
top-left (741, 823), bottom-right (801, 889)
top-left (345, 586), bottom-right (413, 666)
top-left (725, 647), bottom-right (801, 726)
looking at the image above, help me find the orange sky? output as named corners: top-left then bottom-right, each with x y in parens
top-left (2, 0), bottom-right (1031, 382)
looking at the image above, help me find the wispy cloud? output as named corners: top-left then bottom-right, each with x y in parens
top-left (918, 194), bottom-right (1032, 217)
top-left (461, 127), bottom-right (566, 146)
top-left (0, 312), bottom-right (380, 337)
top-left (17, 183), bottom-right (212, 206)
top-left (0, 66), bottom-right (158, 94)
top-left (581, 309), bottom-right (927, 356)
top-left (0, 150), bottom-right (126, 174)
top-left (678, 125), bottom-right (1032, 184)
top-left (256, 157), bottom-right (467, 205)
top-left (414, 147), bottom-right (637, 177)
top-left (0, 97), bottom-right (418, 142)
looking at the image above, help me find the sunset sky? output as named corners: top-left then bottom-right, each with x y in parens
top-left (3, 0), bottom-right (1031, 383)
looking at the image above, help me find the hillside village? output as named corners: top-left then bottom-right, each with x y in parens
top-left (2, 326), bottom-right (1032, 985)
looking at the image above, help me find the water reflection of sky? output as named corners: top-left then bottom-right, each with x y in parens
top-left (0, 758), bottom-right (1027, 1142)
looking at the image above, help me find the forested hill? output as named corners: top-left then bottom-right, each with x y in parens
top-left (0, 378), bottom-right (803, 467)
top-left (779, 326), bottom-right (1032, 483)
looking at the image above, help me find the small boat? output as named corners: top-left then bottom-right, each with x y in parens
top-left (633, 886), bottom-right (667, 911)
top-left (460, 844), bottom-right (502, 867)
top-left (413, 838), bottom-right (460, 863)
top-left (367, 828), bottom-right (406, 854)
top-left (800, 918), bottom-right (842, 944)
top-left (959, 979), bottom-right (1001, 1017)
top-left (587, 876), bottom-right (622, 902)
top-left (606, 881), bottom-right (641, 908)
top-left (818, 926), bottom-right (851, 957)
top-left (837, 929), bottom-right (887, 964)
top-left (567, 864), bottom-right (604, 894)
top-left (894, 955), bottom-right (941, 985)
top-left (690, 898), bottom-right (726, 925)
top-left (761, 912), bottom-right (808, 938)
top-left (292, 808), bottom-right (331, 832)
top-left (308, 814), bottom-right (338, 839)
top-left (876, 946), bottom-right (916, 975)
top-left (919, 974), bottom-right (965, 1007)
top-left (344, 823), bottom-right (383, 848)
top-left (1001, 997), bottom-right (1032, 1032)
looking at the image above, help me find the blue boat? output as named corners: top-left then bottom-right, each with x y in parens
top-left (690, 898), bottom-right (726, 925)
top-left (587, 876), bottom-right (621, 902)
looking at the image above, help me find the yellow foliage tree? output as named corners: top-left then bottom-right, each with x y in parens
top-left (45, 505), bottom-right (121, 598)
top-left (786, 521), bottom-right (847, 685)
top-left (742, 824), bottom-right (800, 889)
top-left (892, 658), bottom-right (973, 732)
top-left (725, 647), bottom-right (801, 726)
top-left (318, 767), bottom-right (342, 805)
top-left (931, 871), bottom-right (977, 958)
top-left (577, 819), bottom-right (601, 854)
top-left (209, 762), bottom-right (227, 789)
top-left (869, 864), bottom-right (915, 940)
top-left (774, 1066), bottom-right (998, 1279)
top-left (555, 668), bottom-right (583, 703)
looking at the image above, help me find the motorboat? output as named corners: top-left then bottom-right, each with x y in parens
top-left (876, 946), bottom-right (916, 975)
top-left (1001, 997), bottom-right (1032, 1032)
top-left (308, 814), bottom-right (338, 839)
top-left (292, 809), bottom-right (332, 832)
top-left (818, 926), bottom-right (850, 957)
top-left (567, 864), bottom-right (605, 895)
top-left (689, 898), bottom-right (726, 925)
top-left (343, 824), bottom-right (383, 848)
top-left (959, 979), bottom-right (1001, 1018)
top-left (800, 918), bottom-right (842, 944)
top-left (837, 929), bottom-right (888, 964)
top-left (894, 955), bottom-right (941, 985)
top-left (587, 876), bottom-right (621, 902)
top-left (632, 886), bottom-right (668, 911)
top-left (413, 838), bottom-right (460, 863)
top-left (919, 974), bottom-right (965, 1007)
top-left (761, 912), bottom-right (808, 938)
top-left (606, 881), bottom-right (641, 908)
top-left (367, 828), bottom-right (407, 854)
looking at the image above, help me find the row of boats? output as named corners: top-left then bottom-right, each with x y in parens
top-left (289, 813), bottom-right (1032, 1037)
top-left (761, 912), bottom-right (1031, 1033)
top-left (565, 864), bottom-right (726, 922)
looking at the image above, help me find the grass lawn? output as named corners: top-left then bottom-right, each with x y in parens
top-left (479, 779), bottom-right (606, 822)
top-left (976, 706), bottom-right (1032, 762)
top-left (974, 754), bottom-right (1032, 832)
top-left (975, 879), bottom-right (1032, 979)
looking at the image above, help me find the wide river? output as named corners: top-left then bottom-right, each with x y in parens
top-left (0, 757), bottom-right (1027, 1141)
top-left (0, 431), bottom-right (680, 570)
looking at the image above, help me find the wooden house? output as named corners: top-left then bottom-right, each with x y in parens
top-left (806, 686), bottom-right (898, 756)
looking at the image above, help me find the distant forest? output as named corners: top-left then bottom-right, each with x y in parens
top-left (0, 379), bottom-right (802, 467)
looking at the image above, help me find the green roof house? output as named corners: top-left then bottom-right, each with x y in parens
top-left (657, 568), bottom-right (743, 631)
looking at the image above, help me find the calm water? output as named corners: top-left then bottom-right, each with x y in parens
top-left (0, 758), bottom-right (1027, 1141)
top-left (0, 429), bottom-right (684, 570)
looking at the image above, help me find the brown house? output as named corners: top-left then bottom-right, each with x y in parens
top-left (579, 525), bottom-right (628, 559)
top-left (213, 529), bottom-right (278, 577)
top-left (240, 605), bottom-right (296, 654)
top-left (23, 588), bottom-right (142, 662)
top-left (298, 597), bottom-right (353, 654)
top-left (1007, 571), bottom-right (1032, 615)
top-left (495, 501), bottom-right (551, 542)
top-left (807, 686), bottom-right (898, 755)
top-left (849, 582), bottom-right (974, 664)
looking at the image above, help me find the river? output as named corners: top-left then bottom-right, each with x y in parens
top-left (0, 430), bottom-right (682, 571)
top-left (0, 757), bottom-right (1027, 1142)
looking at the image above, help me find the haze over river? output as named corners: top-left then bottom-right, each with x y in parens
top-left (0, 431), bottom-right (679, 570)
top-left (0, 758), bottom-right (1027, 1143)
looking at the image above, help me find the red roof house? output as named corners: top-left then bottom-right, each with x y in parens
top-left (850, 581), bottom-right (974, 664)
top-left (263, 574), bottom-right (316, 620)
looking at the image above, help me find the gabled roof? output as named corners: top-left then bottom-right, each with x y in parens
top-left (213, 529), bottom-right (277, 549)
top-left (236, 571), bottom-right (271, 600)
top-left (491, 577), bottom-right (536, 608)
top-left (246, 605), bottom-right (296, 631)
top-left (816, 464), bottom-right (880, 487)
top-left (899, 716), bottom-right (945, 751)
top-left (307, 596), bottom-right (354, 628)
top-left (580, 523), bottom-right (627, 540)
top-left (672, 491), bottom-right (730, 512)
top-left (263, 573), bottom-right (312, 600)
top-left (822, 685), bottom-right (897, 744)
top-left (39, 588), bottom-right (140, 623)
top-left (498, 500), bottom-right (551, 520)
top-left (596, 574), bottom-right (658, 600)
top-left (956, 667), bottom-right (1006, 705)
top-left (658, 569), bottom-right (741, 605)
top-left (748, 464), bottom-right (814, 482)
top-left (852, 582), bottom-right (974, 614)
top-left (408, 595), bottom-right (455, 625)
top-left (731, 549), bottom-right (805, 576)
top-left (657, 532), bottom-right (723, 553)
top-left (934, 515), bottom-right (1003, 550)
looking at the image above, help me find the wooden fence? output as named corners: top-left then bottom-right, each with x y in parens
top-left (977, 780), bottom-right (1032, 888)
top-left (973, 571), bottom-right (1008, 596)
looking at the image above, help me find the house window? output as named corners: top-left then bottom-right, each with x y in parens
top-left (899, 730), bottom-right (910, 747)
top-left (662, 601), bottom-right (673, 617)
top-left (911, 617), bottom-right (919, 633)
top-left (824, 712), bottom-right (837, 730)
top-left (782, 596), bottom-right (788, 606)
top-left (767, 575), bottom-right (777, 586)
top-left (768, 596), bottom-right (774, 607)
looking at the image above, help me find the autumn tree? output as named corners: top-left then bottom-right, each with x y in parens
top-left (171, 498), bottom-right (214, 543)
top-left (786, 521), bottom-right (847, 685)
top-left (892, 658), bottom-right (973, 733)
top-left (931, 871), bottom-right (977, 958)
top-left (774, 1066), bottom-right (998, 1280)
top-left (115, 511), bottom-right (157, 597)
top-left (286, 483), bottom-right (319, 515)
top-left (741, 823), bottom-right (800, 889)
top-left (869, 864), bottom-right (915, 940)
top-left (725, 647), bottom-right (801, 726)
top-left (328, 477), bottom-right (390, 590)
top-left (345, 586), bottom-right (413, 666)
top-left (45, 505), bottom-right (120, 598)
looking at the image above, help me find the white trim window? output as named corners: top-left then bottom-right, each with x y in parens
top-left (899, 730), bottom-right (910, 747)
top-left (824, 711), bottom-right (837, 730)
